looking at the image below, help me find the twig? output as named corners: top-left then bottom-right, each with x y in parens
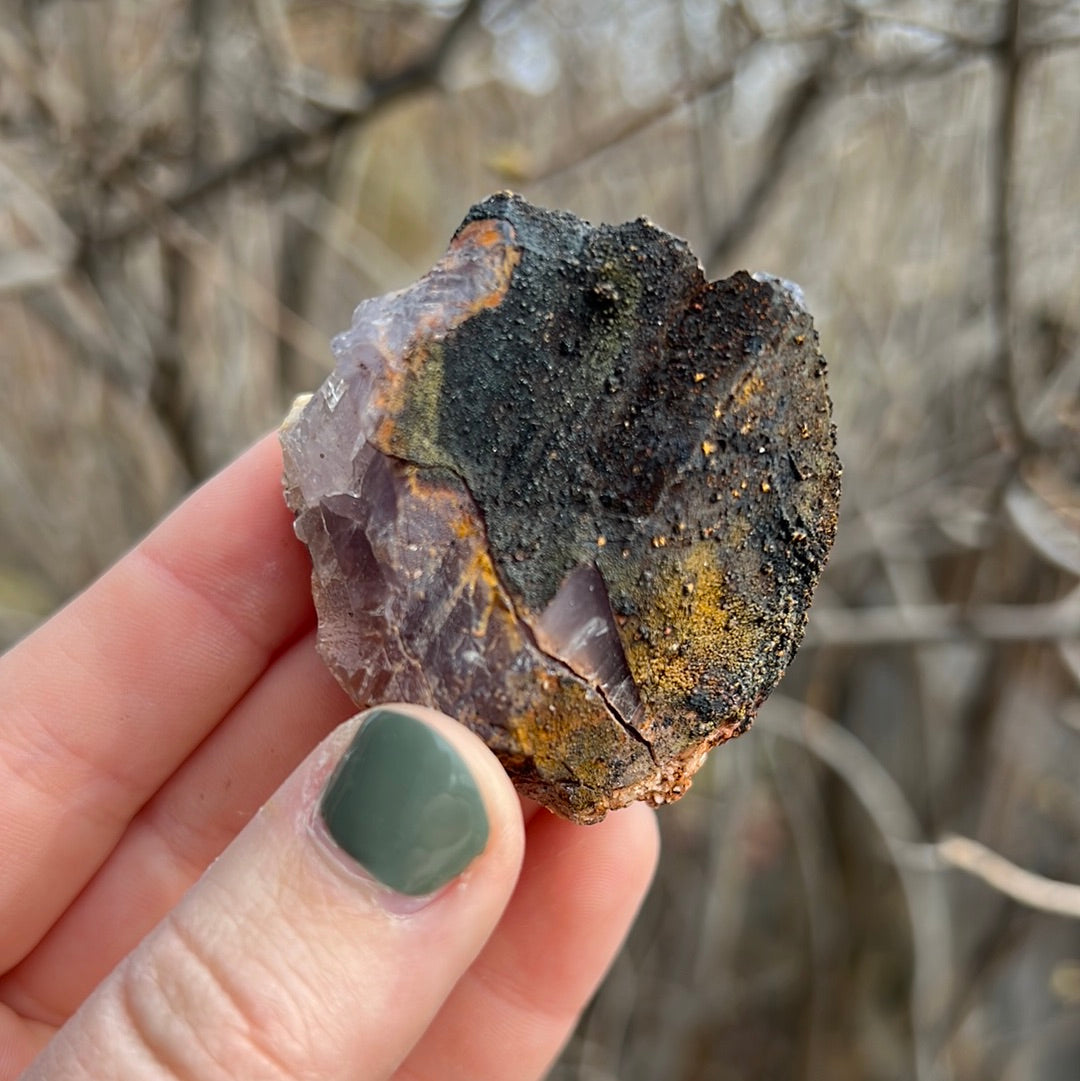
top-left (673, 0), bottom-right (714, 244)
top-left (806, 594), bottom-right (1080, 646)
top-left (75, 0), bottom-right (483, 257)
top-left (762, 696), bottom-right (953, 1081)
top-left (762, 696), bottom-right (924, 842)
top-left (185, 0), bottom-right (213, 172)
top-left (707, 48), bottom-right (834, 268)
top-left (148, 197), bottom-right (330, 372)
top-left (989, 0), bottom-right (1029, 452)
top-left (761, 737), bottom-right (843, 1078)
top-left (525, 57), bottom-right (746, 185)
top-left (935, 834), bottom-right (1080, 919)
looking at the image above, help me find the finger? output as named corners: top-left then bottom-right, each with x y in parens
top-left (19, 706), bottom-right (524, 1081)
top-left (395, 802), bottom-right (659, 1081)
top-left (1, 630), bottom-right (355, 1023)
top-left (0, 433), bottom-right (314, 969)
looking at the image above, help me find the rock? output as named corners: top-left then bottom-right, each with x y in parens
top-left (280, 193), bottom-right (841, 823)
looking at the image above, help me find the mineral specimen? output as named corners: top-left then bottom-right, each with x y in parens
top-left (281, 193), bottom-right (840, 823)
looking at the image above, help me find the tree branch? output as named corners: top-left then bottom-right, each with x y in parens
top-left (936, 834), bottom-right (1080, 919)
top-left (806, 593), bottom-right (1080, 646)
top-left (707, 48), bottom-right (834, 269)
top-left (76, 0), bottom-right (484, 257)
top-left (988, 0), bottom-right (1029, 451)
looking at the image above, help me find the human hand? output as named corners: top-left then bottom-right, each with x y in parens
top-left (0, 434), bottom-right (659, 1080)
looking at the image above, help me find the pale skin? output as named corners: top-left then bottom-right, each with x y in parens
top-left (0, 434), bottom-right (659, 1081)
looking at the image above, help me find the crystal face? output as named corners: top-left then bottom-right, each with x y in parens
top-left (280, 194), bottom-right (841, 823)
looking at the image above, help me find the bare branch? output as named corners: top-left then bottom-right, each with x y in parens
top-left (184, 0), bottom-right (213, 172)
top-left (936, 834), bottom-right (1080, 919)
top-left (988, 0), bottom-right (1029, 451)
top-left (806, 593), bottom-right (1080, 646)
top-left (707, 48), bottom-right (834, 268)
top-left (762, 696), bottom-right (924, 843)
top-left (75, 0), bottom-right (484, 257)
top-left (149, 198), bottom-right (329, 372)
top-left (763, 696), bottom-right (951, 1081)
top-left (525, 57), bottom-right (745, 185)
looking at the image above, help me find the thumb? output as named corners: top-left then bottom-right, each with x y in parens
top-left (25, 706), bottom-right (525, 1081)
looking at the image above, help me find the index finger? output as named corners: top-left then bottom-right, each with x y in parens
top-left (0, 432), bottom-right (316, 970)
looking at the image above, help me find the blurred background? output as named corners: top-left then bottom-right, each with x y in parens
top-left (2, 0), bottom-right (1079, 1077)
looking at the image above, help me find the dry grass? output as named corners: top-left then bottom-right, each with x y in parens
top-left (2, 1), bottom-right (1079, 1077)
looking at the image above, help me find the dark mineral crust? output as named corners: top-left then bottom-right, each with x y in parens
top-left (280, 193), bottom-right (841, 823)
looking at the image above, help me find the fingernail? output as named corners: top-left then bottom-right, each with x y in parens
top-left (319, 709), bottom-right (489, 897)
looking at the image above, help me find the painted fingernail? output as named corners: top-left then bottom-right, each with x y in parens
top-left (319, 709), bottom-right (489, 896)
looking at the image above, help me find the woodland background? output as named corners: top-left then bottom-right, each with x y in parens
top-left (2, 1), bottom-right (1079, 1078)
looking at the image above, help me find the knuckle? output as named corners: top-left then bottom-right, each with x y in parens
top-left (113, 908), bottom-right (314, 1081)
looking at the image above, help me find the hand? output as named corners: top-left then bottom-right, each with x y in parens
top-left (0, 434), bottom-right (659, 1081)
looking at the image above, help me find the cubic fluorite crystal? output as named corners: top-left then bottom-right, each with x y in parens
top-left (281, 193), bottom-right (840, 823)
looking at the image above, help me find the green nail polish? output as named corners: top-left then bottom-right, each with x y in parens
top-left (319, 709), bottom-right (489, 896)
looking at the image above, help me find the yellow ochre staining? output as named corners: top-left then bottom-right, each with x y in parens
top-left (463, 545), bottom-right (517, 641)
top-left (620, 542), bottom-right (765, 712)
top-left (713, 375), bottom-right (763, 421)
top-left (451, 219), bottom-right (522, 312)
top-left (736, 372), bottom-right (765, 409)
top-left (403, 467), bottom-right (463, 522)
top-left (504, 674), bottom-right (628, 798)
top-left (402, 470), bottom-right (519, 644)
